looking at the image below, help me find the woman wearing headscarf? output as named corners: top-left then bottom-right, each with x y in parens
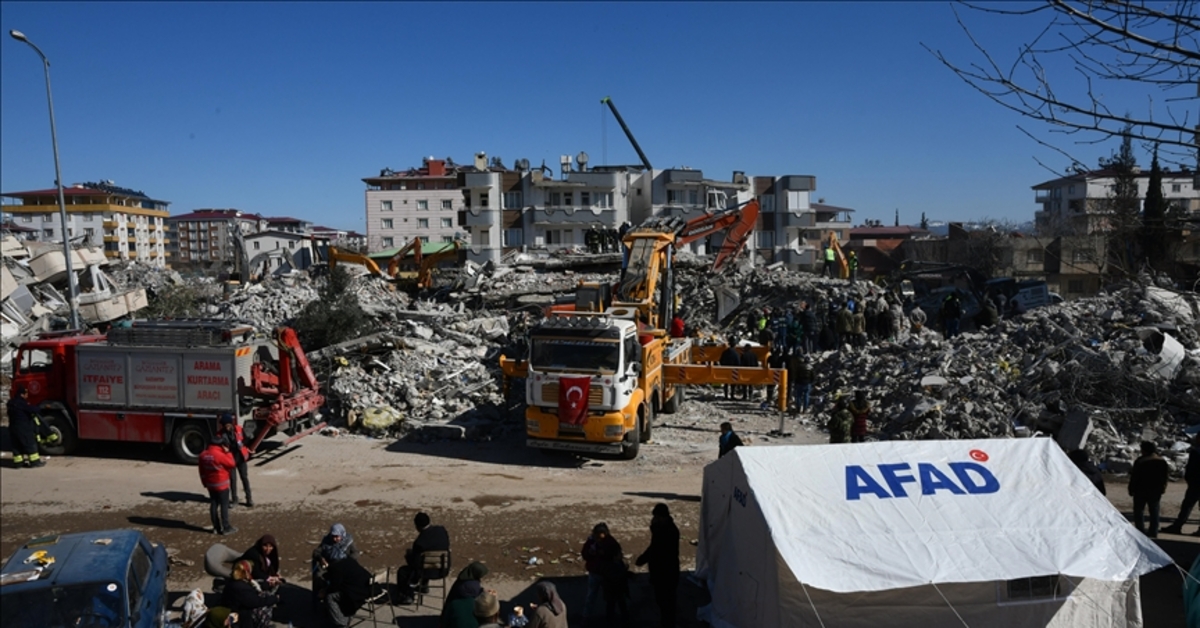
top-left (220, 559), bottom-right (278, 628)
top-left (239, 534), bottom-right (282, 590)
top-left (440, 561), bottom-right (489, 628)
top-left (312, 523), bottom-right (359, 601)
top-left (526, 581), bottom-right (567, 628)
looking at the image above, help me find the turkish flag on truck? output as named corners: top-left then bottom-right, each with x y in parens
top-left (558, 376), bottom-right (591, 425)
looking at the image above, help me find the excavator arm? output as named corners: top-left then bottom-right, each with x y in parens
top-left (416, 240), bottom-right (461, 289)
top-left (675, 199), bottom-right (760, 271)
top-left (827, 231), bottom-right (849, 279)
top-left (328, 246), bottom-right (382, 276)
top-left (386, 238), bottom-right (423, 277)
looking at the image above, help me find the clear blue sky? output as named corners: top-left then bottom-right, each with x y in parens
top-left (0, 2), bottom-right (1160, 232)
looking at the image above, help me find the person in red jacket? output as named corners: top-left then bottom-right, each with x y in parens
top-left (199, 436), bottom-right (238, 535)
top-left (669, 314), bottom-right (685, 339)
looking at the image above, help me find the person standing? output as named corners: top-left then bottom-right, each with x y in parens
top-left (737, 344), bottom-right (759, 401)
top-left (847, 390), bottom-right (871, 443)
top-left (581, 523), bottom-right (626, 625)
top-left (1129, 441), bottom-right (1171, 538)
top-left (823, 245), bottom-right (836, 277)
top-left (1164, 435), bottom-right (1200, 536)
top-left (199, 436), bottom-right (237, 535)
top-left (220, 414), bottom-right (253, 508)
top-left (847, 250), bottom-right (859, 283)
top-left (827, 397), bottom-right (853, 444)
top-left (395, 511), bottom-right (451, 605)
top-left (6, 386), bottom-right (44, 469)
top-left (636, 503), bottom-right (680, 628)
top-left (669, 313), bottom-right (685, 339)
top-left (718, 339), bottom-right (741, 400)
top-left (787, 352), bottom-right (815, 414)
top-left (941, 292), bottom-right (963, 339)
top-left (718, 422), bottom-right (744, 458)
top-left (835, 303), bottom-right (853, 350)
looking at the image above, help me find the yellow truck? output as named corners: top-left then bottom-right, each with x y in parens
top-left (499, 200), bottom-right (786, 459)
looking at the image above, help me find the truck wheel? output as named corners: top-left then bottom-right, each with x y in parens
top-left (639, 403), bottom-right (654, 443)
top-left (620, 416), bottom-right (641, 460)
top-left (39, 411), bottom-right (78, 457)
top-left (171, 422), bottom-right (209, 465)
top-left (663, 385), bottom-right (684, 415)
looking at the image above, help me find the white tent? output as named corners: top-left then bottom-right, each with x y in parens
top-left (696, 439), bottom-right (1173, 628)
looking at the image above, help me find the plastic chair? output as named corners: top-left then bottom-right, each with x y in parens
top-left (349, 568), bottom-right (393, 628)
top-left (415, 550), bottom-right (451, 609)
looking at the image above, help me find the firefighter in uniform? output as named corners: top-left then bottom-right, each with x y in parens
top-left (6, 386), bottom-right (45, 468)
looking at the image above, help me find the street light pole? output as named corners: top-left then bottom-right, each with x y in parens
top-left (10, 29), bottom-right (81, 330)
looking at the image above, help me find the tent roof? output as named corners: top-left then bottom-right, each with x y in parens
top-left (722, 439), bottom-right (1172, 593)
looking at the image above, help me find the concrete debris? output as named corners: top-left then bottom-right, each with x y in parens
top-left (5, 245), bottom-right (1198, 477)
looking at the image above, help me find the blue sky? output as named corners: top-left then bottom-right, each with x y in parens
top-left (0, 2), bottom-right (1162, 232)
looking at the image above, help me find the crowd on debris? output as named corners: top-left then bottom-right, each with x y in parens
top-left (4, 238), bottom-right (1199, 476)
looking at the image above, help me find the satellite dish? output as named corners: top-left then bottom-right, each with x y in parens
top-left (577, 152), bottom-right (589, 165)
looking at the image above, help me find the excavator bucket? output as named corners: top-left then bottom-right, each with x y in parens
top-left (712, 199), bottom-right (759, 271)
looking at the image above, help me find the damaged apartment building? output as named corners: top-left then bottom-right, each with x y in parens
top-left (362, 153), bottom-right (853, 270)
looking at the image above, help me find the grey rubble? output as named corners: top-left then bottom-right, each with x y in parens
top-left (37, 258), bottom-right (1200, 474)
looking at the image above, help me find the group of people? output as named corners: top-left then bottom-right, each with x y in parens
top-left (584, 225), bottom-right (622, 254)
top-left (187, 534), bottom-right (282, 628)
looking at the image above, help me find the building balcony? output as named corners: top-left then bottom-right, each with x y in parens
top-left (783, 211), bottom-right (816, 228)
top-left (460, 207), bottom-right (499, 228)
top-left (779, 248), bottom-right (818, 266)
top-left (657, 204), bottom-right (709, 220)
top-left (532, 206), bottom-right (617, 226)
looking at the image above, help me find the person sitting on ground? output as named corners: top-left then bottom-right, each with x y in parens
top-left (441, 561), bottom-right (490, 628)
top-left (239, 534), bottom-right (282, 592)
top-left (474, 590), bottom-right (506, 628)
top-left (220, 559), bottom-right (278, 628)
top-left (526, 581), bottom-right (567, 628)
top-left (320, 554), bottom-right (373, 628)
top-left (395, 511), bottom-right (451, 605)
top-left (312, 523), bottom-right (359, 599)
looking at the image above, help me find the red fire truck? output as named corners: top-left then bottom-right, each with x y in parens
top-left (9, 320), bottom-right (326, 464)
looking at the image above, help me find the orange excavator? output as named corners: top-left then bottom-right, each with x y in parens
top-left (388, 238), bottom-right (463, 291)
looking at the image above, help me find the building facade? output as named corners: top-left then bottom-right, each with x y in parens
top-left (1033, 168), bottom-right (1199, 235)
top-left (166, 209), bottom-right (264, 267)
top-left (362, 158), bottom-right (466, 252)
top-left (1, 181), bottom-right (170, 267)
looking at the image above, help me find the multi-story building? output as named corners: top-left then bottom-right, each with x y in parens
top-left (311, 226), bottom-right (366, 252)
top-left (362, 157), bottom-right (467, 251)
top-left (165, 209), bottom-right (264, 267)
top-left (1033, 168), bottom-right (1199, 235)
top-left (1, 181), bottom-right (170, 267)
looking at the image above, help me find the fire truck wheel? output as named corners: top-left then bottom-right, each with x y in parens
top-left (38, 411), bottom-right (78, 457)
top-left (621, 414), bottom-right (642, 460)
top-left (639, 403), bottom-right (654, 444)
top-left (171, 422), bottom-right (208, 465)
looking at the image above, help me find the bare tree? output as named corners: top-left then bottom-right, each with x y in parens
top-left (926, 1), bottom-right (1199, 172)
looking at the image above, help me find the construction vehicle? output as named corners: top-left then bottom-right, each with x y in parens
top-left (601, 96), bottom-right (652, 170)
top-left (9, 319), bottom-right (326, 465)
top-left (826, 231), bottom-right (849, 279)
top-left (546, 281), bottom-right (614, 314)
top-left (385, 238), bottom-right (465, 291)
top-left (328, 246), bottom-right (383, 276)
top-left (499, 199), bottom-right (786, 460)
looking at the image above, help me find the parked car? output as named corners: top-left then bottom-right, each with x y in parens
top-left (0, 529), bottom-right (169, 627)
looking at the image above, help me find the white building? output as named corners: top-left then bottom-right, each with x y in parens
top-left (362, 158), bottom-right (466, 252)
top-left (1033, 168), bottom-right (1199, 235)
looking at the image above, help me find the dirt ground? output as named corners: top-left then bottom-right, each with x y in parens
top-left (1, 392), bottom-right (1196, 627)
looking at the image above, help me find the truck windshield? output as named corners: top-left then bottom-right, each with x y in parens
top-left (1, 582), bottom-right (125, 627)
top-left (17, 349), bottom-right (52, 374)
top-left (530, 338), bottom-right (619, 372)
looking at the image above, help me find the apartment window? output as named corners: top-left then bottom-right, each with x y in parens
top-left (84, 228), bottom-right (95, 237)
top-left (756, 231), bottom-right (775, 248)
top-left (21, 215), bottom-right (32, 223)
top-left (253, 241), bottom-right (261, 250)
top-left (1067, 185), bottom-right (1075, 194)
top-left (481, 192), bottom-right (490, 208)
top-left (478, 231), bottom-right (490, 246)
top-left (545, 229), bottom-right (562, 245)
top-left (382, 218), bottom-right (394, 229)
top-left (442, 199), bottom-right (453, 210)
top-left (667, 189), bottom-right (680, 204)
top-left (550, 193), bottom-right (561, 207)
top-left (289, 241), bottom-right (296, 249)
top-left (416, 182), bottom-right (426, 190)
top-left (418, 218), bottom-right (429, 228)
top-left (503, 228), bottom-right (524, 246)
top-left (442, 236), bottom-right (454, 243)
top-left (503, 191), bottom-right (522, 209)
top-left (1072, 249), bottom-right (1093, 263)
top-left (597, 192), bottom-right (612, 208)
top-left (83, 214), bottom-right (95, 222)
top-left (43, 214), bottom-right (53, 222)
top-left (382, 236), bottom-right (394, 247)
top-left (417, 200), bottom-right (429, 210)
top-left (1172, 184), bottom-right (1182, 192)
top-left (581, 191), bottom-right (591, 207)
top-left (275, 241), bottom-right (281, 249)
top-left (441, 218), bottom-right (453, 228)
top-left (445, 183), bottom-right (454, 190)
top-left (381, 200), bottom-right (393, 211)
top-left (1026, 249), bottom-right (1044, 264)
top-left (1067, 279), bottom-right (1085, 293)
top-left (760, 195), bottom-right (776, 212)
top-left (43, 229), bottom-right (53, 237)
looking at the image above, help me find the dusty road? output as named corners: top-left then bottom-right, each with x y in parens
top-left (1, 395), bottom-right (1195, 627)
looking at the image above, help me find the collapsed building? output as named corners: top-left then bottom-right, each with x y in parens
top-left (1, 244), bottom-right (1198, 474)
